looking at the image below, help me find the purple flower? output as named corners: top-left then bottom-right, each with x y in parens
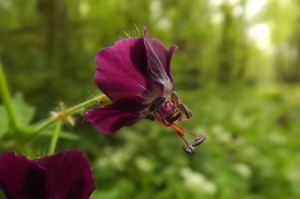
top-left (0, 150), bottom-right (95, 199)
top-left (84, 26), bottom-right (205, 154)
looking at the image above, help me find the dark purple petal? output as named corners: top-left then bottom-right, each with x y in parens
top-left (150, 40), bottom-right (177, 90)
top-left (143, 26), bottom-right (177, 93)
top-left (84, 98), bottom-right (147, 134)
top-left (166, 45), bottom-right (178, 88)
top-left (0, 153), bottom-right (48, 199)
top-left (36, 150), bottom-right (95, 199)
top-left (20, 164), bottom-right (48, 199)
top-left (95, 37), bottom-right (158, 102)
top-left (86, 26), bottom-right (179, 135)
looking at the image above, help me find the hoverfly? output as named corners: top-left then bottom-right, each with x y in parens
top-left (147, 91), bottom-right (206, 154)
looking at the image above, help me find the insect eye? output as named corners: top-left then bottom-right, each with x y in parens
top-left (166, 109), bottom-right (182, 123)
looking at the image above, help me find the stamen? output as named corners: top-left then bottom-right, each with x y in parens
top-left (192, 134), bottom-right (206, 146)
top-left (183, 145), bottom-right (195, 154)
top-left (180, 118), bottom-right (189, 122)
top-left (172, 122), bottom-right (196, 137)
top-left (154, 111), bottom-right (163, 120)
top-left (171, 123), bottom-right (184, 137)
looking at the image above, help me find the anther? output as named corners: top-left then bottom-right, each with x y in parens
top-left (192, 134), bottom-right (206, 147)
top-left (183, 145), bottom-right (195, 154)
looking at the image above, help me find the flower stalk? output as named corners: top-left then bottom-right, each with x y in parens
top-left (48, 119), bottom-right (63, 155)
top-left (35, 95), bottom-right (104, 135)
top-left (0, 60), bottom-right (18, 130)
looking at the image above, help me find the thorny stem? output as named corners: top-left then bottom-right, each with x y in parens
top-left (34, 95), bottom-right (104, 134)
top-left (48, 119), bottom-right (62, 155)
top-left (0, 60), bottom-right (18, 130)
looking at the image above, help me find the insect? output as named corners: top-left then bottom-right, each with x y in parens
top-left (84, 26), bottom-right (206, 154)
top-left (148, 91), bottom-right (206, 154)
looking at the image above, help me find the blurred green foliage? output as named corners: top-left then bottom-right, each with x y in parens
top-left (1, 0), bottom-right (300, 198)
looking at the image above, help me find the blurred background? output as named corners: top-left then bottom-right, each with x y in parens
top-left (1, 0), bottom-right (300, 198)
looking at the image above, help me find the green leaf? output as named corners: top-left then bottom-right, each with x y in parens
top-left (0, 106), bottom-right (9, 137)
top-left (39, 129), bottom-right (80, 140)
top-left (11, 93), bottom-right (35, 125)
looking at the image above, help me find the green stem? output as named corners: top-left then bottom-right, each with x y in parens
top-left (35, 95), bottom-right (103, 134)
top-left (0, 60), bottom-right (18, 130)
top-left (48, 119), bottom-right (63, 155)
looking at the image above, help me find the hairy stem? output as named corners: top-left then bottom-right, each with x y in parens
top-left (35, 95), bottom-right (103, 134)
